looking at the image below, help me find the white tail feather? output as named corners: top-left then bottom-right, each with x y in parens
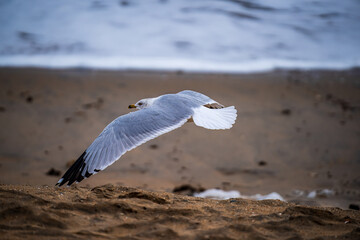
top-left (192, 106), bottom-right (237, 130)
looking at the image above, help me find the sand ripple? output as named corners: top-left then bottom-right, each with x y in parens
top-left (1, 184), bottom-right (359, 239)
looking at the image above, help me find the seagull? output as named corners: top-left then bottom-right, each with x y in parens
top-left (56, 90), bottom-right (237, 186)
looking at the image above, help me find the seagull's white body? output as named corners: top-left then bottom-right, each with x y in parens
top-left (56, 90), bottom-right (237, 186)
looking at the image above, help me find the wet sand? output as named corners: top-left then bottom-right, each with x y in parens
top-left (0, 67), bottom-right (359, 213)
top-left (1, 184), bottom-right (359, 239)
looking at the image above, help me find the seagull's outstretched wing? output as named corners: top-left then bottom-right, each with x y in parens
top-left (56, 105), bottom-right (192, 186)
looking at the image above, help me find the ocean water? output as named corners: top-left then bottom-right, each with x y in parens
top-left (0, 0), bottom-right (359, 72)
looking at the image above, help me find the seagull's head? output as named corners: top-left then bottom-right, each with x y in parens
top-left (129, 98), bottom-right (156, 110)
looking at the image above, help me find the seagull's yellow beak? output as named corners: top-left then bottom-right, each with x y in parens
top-left (128, 104), bottom-right (136, 109)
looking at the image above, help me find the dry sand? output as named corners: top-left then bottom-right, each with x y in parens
top-left (1, 184), bottom-right (359, 240)
top-left (0, 67), bottom-right (360, 238)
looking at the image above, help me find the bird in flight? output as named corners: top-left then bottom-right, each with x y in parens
top-left (56, 90), bottom-right (237, 186)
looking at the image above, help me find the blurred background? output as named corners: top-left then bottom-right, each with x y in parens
top-left (0, 0), bottom-right (359, 71)
top-left (0, 0), bottom-right (359, 209)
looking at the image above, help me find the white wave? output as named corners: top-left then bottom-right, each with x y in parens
top-left (0, 0), bottom-right (359, 72)
top-left (0, 55), bottom-right (357, 73)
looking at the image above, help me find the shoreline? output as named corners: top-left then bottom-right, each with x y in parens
top-left (0, 65), bottom-right (359, 76)
top-left (1, 60), bottom-right (359, 74)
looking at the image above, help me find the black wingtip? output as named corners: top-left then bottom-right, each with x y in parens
top-left (56, 151), bottom-right (89, 187)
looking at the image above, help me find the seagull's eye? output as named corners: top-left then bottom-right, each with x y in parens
top-left (138, 102), bottom-right (143, 106)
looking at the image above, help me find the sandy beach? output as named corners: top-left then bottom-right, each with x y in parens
top-left (0, 67), bottom-right (359, 238)
top-left (1, 184), bottom-right (359, 239)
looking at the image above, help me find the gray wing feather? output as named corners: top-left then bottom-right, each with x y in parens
top-left (177, 90), bottom-right (216, 105)
top-left (79, 104), bottom-right (192, 181)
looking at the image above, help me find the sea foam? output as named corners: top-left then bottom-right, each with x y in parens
top-left (0, 0), bottom-right (359, 72)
